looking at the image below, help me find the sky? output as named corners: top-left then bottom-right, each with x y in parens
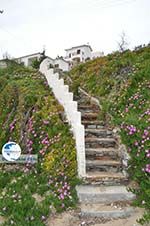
top-left (0, 0), bottom-right (149, 59)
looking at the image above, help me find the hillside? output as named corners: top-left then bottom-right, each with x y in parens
top-left (0, 63), bottom-right (78, 226)
top-left (64, 45), bottom-right (150, 224)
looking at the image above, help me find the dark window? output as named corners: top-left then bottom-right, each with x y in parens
top-left (55, 64), bottom-right (59, 68)
top-left (49, 64), bottom-right (54, 68)
top-left (77, 49), bottom-right (80, 54)
top-left (85, 57), bottom-right (90, 61)
top-left (20, 62), bottom-right (25, 66)
top-left (69, 53), bottom-right (71, 58)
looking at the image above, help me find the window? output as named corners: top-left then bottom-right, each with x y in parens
top-left (69, 53), bottom-right (71, 58)
top-left (49, 64), bottom-right (54, 68)
top-left (77, 49), bottom-right (80, 54)
top-left (55, 64), bottom-right (59, 68)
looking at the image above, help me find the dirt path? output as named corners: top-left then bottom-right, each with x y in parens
top-left (0, 207), bottom-right (148, 226)
top-left (46, 207), bottom-right (148, 226)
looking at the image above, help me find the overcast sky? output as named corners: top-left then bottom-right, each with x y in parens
top-left (0, 0), bottom-right (149, 59)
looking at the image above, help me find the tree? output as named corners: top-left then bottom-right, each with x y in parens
top-left (31, 53), bottom-right (47, 69)
top-left (117, 31), bottom-right (129, 52)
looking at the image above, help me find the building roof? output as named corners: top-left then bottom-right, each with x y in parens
top-left (45, 56), bottom-right (54, 61)
top-left (65, 44), bottom-right (92, 52)
top-left (0, 59), bottom-right (6, 62)
top-left (15, 52), bottom-right (42, 60)
top-left (55, 57), bottom-right (69, 64)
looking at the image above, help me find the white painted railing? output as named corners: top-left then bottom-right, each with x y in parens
top-left (40, 60), bottom-right (86, 178)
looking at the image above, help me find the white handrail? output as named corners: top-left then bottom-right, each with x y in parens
top-left (40, 60), bottom-right (86, 178)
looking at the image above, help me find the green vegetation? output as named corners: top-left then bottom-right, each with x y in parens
top-left (65, 45), bottom-right (150, 224)
top-left (31, 56), bottom-right (45, 69)
top-left (0, 63), bottom-right (78, 226)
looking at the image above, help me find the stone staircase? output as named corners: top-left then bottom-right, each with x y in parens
top-left (75, 91), bottom-right (136, 219)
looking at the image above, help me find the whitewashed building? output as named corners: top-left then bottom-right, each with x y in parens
top-left (65, 44), bottom-right (92, 67)
top-left (54, 57), bottom-right (69, 71)
top-left (15, 52), bottom-right (44, 67)
top-left (39, 56), bottom-right (69, 72)
top-left (64, 44), bottom-right (104, 68)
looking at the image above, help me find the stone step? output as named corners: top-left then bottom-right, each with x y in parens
top-left (80, 203), bottom-right (135, 219)
top-left (86, 148), bottom-right (119, 160)
top-left (76, 185), bottom-right (135, 204)
top-left (78, 104), bottom-right (100, 113)
top-left (85, 129), bottom-right (113, 138)
top-left (84, 171), bottom-right (128, 185)
top-left (86, 160), bottom-right (122, 173)
top-left (85, 138), bottom-right (117, 149)
top-left (76, 98), bottom-right (91, 105)
top-left (82, 120), bottom-right (105, 129)
top-left (82, 112), bottom-right (99, 120)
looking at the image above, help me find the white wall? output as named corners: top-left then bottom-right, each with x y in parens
top-left (16, 53), bottom-right (42, 67)
top-left (39, 61), bottom-right (86, 178)
top-left (65, 46), bottom-right (92, 62)
top-left (82, 46), bottom-right (92, 61)
top-left (54, 58), bottom-right (69, 71)
top-left (40, 57), bottom-right (69, 72)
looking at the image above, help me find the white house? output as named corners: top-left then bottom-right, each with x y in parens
top-left (64, 44), bottom-right (104, 68)
top-left (54, 57), bottom-right (69, 71)
top-left (64, 44), bottom-right (92, 67)
top-left (12, 45), bottom-right (104, 72)
top-left (39, 56), bottom-right (69, 72)
top-left (15, 52), bottom-right (44, 67)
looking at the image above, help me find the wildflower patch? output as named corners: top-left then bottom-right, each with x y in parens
top-left (0, 63), bottom-right (78, 226)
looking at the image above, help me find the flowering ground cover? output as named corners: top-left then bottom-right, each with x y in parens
top-left (65, 45), bottom-right (150, 224)
top-left (0, 62), bottom-right (78, 226)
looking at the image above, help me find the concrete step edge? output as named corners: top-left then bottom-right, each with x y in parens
top-left (80, 203), bottom-right (135, 219)
top-left (86, 160), bottom-right (121, 166)
top-left (85, 171), bottom-right (126, 179)
top-left (85, 138), bottom-right (117, 142)
top-left (85, 148), bottom-right (119, 153)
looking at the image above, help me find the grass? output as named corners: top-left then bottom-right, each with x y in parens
top-left (64, 44), bottom-right (150, 225)
top-left (0, 63), bottom-right (79, 226)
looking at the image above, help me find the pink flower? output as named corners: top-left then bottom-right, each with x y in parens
top-left (43, 120), bottom-right (49, 125)
top-left (59, 193), bottom-right (64, 200)
top-left (134, 141), bottom-right (138, 146)
top-left (145, 164), bottom-right (150, 173)
top-left (146, 150), bottom-right (150, 158)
